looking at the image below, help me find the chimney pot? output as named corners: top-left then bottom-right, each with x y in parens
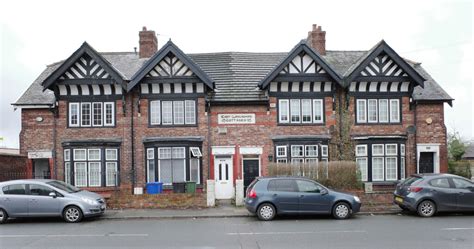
top-left (139, 26), bottom-right (158, 58)
top-left (307, 24), bottom-right (326, 55)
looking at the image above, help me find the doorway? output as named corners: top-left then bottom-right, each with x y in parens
top-left (33, 159), bottom-right (50, 179)
top-left (243, 158), bottom-right (260, 196)
top-left (214, 156), bottom-right (233, 199)
top-left (419, 152), bottom-right (434, 173)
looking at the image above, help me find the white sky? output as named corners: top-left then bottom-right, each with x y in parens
top-left (0, 0), bottom-right (472, 148)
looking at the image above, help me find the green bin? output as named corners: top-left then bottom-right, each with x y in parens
top-left (185, 181), bottom-right (196, 193)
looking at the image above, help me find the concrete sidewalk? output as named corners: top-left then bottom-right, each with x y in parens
top-left (102, 205), bottom-right (401, 220)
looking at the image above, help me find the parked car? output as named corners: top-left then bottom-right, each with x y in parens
top-left (245, 176), bottom-right (361, 221)
top-left (394, 173), bottom-right (474, 217)
top-left (0, 179), bottom-right (106, 224)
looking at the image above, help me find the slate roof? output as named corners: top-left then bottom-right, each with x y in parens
top-left (13, 48), bottom-right (453, 105)
top-left (462, 143), bottom-right (474, 160)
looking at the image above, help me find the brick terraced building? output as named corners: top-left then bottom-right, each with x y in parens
top-left (13, 25), bottom-right (453, 199)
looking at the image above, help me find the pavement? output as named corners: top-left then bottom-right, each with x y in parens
top-left (102, 204), bottom-right (402, 220)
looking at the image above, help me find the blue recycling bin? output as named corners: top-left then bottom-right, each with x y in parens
top-left (146, 182), bottom-right (163, 194)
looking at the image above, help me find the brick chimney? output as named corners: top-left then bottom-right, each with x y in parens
top-left (307, 24), bottom-right (326, 55)
top-left (139, 26), bottom-right (158, 58)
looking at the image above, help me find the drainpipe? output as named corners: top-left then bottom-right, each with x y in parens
top-left (338, 90), bottom-right (343, 160)
top-left (207, 100), bottom-right (212, 180)
top-left (130, 93), bottom-right (136, 194)
top-left (51, 103), bottom-right (58, 179)
top-left (414, 100), bottom-right (418, 174)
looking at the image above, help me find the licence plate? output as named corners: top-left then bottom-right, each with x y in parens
top-left (395, 197), bottom-right (403, 203)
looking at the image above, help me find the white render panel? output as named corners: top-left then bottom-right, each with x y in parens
top-left (174, 83), bottom-right (182, 93)
top-left (152, 84), bottom-right (160, 94)
top-left (163, 83), bottom-right (171, 93)
top-left (302, 55), bottom-right (313, 72)
top-left (212, 146), bottom-right (235, 155)
top-left (141, 84), bottom-right (149, 94)
top-left (313, 82), bottom-right (321, 92)
top-left (302, 82), bottom-right (310, 92)
top-left (270, 82), bottom-right (278, 92)
top-left (280, 82), bottom-right (289, 92)
top-left (349, 82), bottom-right (356, 92)
top-left (290, 56), bottom-right (300, 73)
top-left (291, 82), bottom-right (300, 92)
top-left (390, 82), bottom-right (399, 92)
top-left (91, 85), bottom-right (100, 95)
top-left (401, 82), bottom-right (410, 92)
top-left (196, 83), bottom-right (204, 93)
top-left (369, 82), bottom-right (378, 92)
top-left (185, 83), bottom-right (193, 93)
top-left (324, 82), bottom-right (332, 92)
top-left (58, 85), bottom-right (67, 95)
top-left (240, 147), bottom-right (263, 155)
top-left (115, 85), bottom-right (122, 94)
top-left (103, 84), bottom-right (112, 95)
top-left (359, 82), bottom-right (367, 92)
top-left (380, 82), bottom-right (389, 92)
top-left (69, 85), bottom-right (79, 95)
top-left (80, 85), bottom-right (90, 95)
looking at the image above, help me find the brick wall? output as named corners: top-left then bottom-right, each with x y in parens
top-left (20, 109), bottom-right (55, 155)
top-left (0, 154), bottom-right (28, 181)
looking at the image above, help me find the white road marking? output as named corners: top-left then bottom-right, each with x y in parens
top-left (441, 228), bottom-right (474, 231)
top-left (227, 230), bottom-right (366, 236)
top-left (0, 233), bottom-right (149, 238)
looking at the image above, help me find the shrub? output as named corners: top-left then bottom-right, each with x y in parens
top-left (448, 161), bottom-right (472, 179)
top-left (267, 161), bottom-right (363, 190)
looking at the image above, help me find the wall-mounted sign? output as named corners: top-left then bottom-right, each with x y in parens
top-left (28, 151), bottom-right (52, 159)
top-left (218, 114), bottom-right (255, 124)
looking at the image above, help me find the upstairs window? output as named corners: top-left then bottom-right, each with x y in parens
top-left (279, 99), bottom-right (324, 124)
top-left (69, 102), bottom-right (115, 128)
top-left (149, 100), bottom-right (196, 126)
top-left (356, 98), bottom-right (401, 124)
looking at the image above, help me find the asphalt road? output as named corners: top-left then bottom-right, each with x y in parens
top-left (0, 214), bottom-right (473, 249)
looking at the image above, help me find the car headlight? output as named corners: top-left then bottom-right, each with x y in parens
top-left (81, 197), bottom-right (98, 205)
top-left (354, 196), bottom-right (361, 203)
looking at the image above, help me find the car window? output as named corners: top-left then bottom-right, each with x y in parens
top-left (46, 180), bottom-right (80, 193)
top-left (452, 178), bottom-right (473, 189)
top-left (2, 184), bottom-right (26, 195)
top-left (29, 184), bottom-right (54, 196)
top-left (296, 180), bottom-right (322, 193)
top-left (429, 178), bottom-right (450, 188)
top-left (267, 179), bottom-right (297, 192)
top-left (403, 177), bottom-right (423, 186)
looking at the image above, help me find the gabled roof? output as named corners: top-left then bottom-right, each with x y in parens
top-left (259, 40), bottom-right (342, 89)
top-left (344, 40), bottom-right (425, 88)
top-left (41, 42), bottom-right (126, 90)
top-left (128, 40), bottom-right (214, 92)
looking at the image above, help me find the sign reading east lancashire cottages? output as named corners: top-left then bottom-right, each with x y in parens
top-left (218, 114), bottom-right (256, 124)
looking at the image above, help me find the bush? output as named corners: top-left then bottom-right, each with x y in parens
top-left (448, 161), bottom-right (472, 179)
top-left (267, 161), bottom-right (363, 190)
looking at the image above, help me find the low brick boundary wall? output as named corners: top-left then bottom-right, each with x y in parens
top-left (107, 192), bottom-right (207, 209)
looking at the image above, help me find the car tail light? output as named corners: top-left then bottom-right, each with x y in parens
top-left (408, 186), bottom-right (423, 193)
top-left (248, 189), bottom-right (257, 198)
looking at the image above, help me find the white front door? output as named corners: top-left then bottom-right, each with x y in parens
top-left (214, 156), bottom-right (234, 199)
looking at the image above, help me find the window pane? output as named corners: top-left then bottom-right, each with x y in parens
top-left (321, 145), bottom-right (328, 157)
top-left (185, 100), bottom-right (196, 124)
top-left (386, 157), bottom-right (397, 181)
top-left (158, 148), bottom-right (171, 159)
top-left (452, 178), bottom-right (473, 189)
top-left (313, 99), bottom-right (323, 123)
top-left (190, 158), bottom-right (200, 184)
top-left (159, 160), bottom-right (172, 184)
top-left (372, 157), bottom-right (384, 181)
top-left (65, 162), bottom-right (71, 184)
top-left (3, 184), bottom-right (26, 195)
top-left (290, 99), bottom-right (301, 123)
top-left (106, 162), bottom-right (117, 186)
top-left (147, 159), bottom-right (155, 183)
top-left (173, 101), bottom-right (184, 124)
top-left (356, 145), bottom-right (367, 156)
top-left (276, 158), bottom-right (287, 164)
top-left (305, 158), bottom-right (318, 165)
top-left (379, 99), bottom-right (388, 123)
top-left (429, 178), bottom-right (450, 188)
top-left (106, 149), bottom-right (118, 161)
top-left (150, 100), bottom-right (161, 125)
top-left (64, 149), bottom-right (70, 161)
top-left (301, 99), bottom-right (312, 123)
top-left (81, 103), bottom-right (91, 126)
top-left (291, 145), bottom-right (304, 157)
top-left (74, 149), bottom-right (86, 161)
top-left (172, 147), bottom-right (185, 158)
top-left (372, 144), bottom-right (384, 156)
top-left (276, 146), bottom-right (287, 157)
top-left (92, 102), bottom-right (102, 126)
top-left (88, 149), bottom-right (101, 161)
top-left (400, 157), bottom-right (405, 180)
top-left (401, 144), bottom-right (406, 156)
top-left (267, 179), bottom-right (296, 192)
top-left (29, 184), bottom-right (54, 196)
top-left (74, 162), bottom-right (87, 187)
top-left (69, 103), bottom-right (79, 126)
top-left (88, 162), bottom-right (101, 187)
top-left (305, 145), bottom-right (318, 157)
top-left (356, 158), bottom-right (368, 181)
top-left (162, 101), bottom-right (173, 125)
top-left (386, 144), bottom-right (397, 155)
top-left (368, 99), bottom-right (377, 122)
top-left (279, 99), bottom-right (289, 123)
top-left (356, 100), bottom-right (366, 123)
top-left (296, 180), bottom-right (321, 192)
top-left (147, 148), bottom-right (155, 159)
top-left (172, 159), bottom-right (186, 183)
top-left (104, 102), bottom-right (114, 126)
top-left (390, 99), bottom-right (400, 122)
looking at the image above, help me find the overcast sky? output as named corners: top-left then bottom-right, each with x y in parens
top-left (0, 0), bottom-right (472, 148)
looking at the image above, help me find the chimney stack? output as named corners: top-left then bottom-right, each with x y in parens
top-left (139, 26), bottom-right (158, 58)
top-left (307, 24), bottom-right (326, 55)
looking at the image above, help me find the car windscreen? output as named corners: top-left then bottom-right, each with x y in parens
top-left (402, 177), bottom-right (423, 186)
top-left (46, 180), bottom-right (81, 193)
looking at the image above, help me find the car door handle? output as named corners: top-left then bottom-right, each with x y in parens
top-left (272, 194), bottom-right (278, 197)
top-left (300, 195), bottom-right (305, 198)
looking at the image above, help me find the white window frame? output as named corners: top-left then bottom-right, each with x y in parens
top-left (372, 144), bottom-right (384, 156)
top-left (385, 144), bottom-right (398, 156)
top-left (88, 162), bottom-right (101, 187)
top-left (106, 149), bottom-right (118, 161)
top-left (313, 99), bottom-right (324, 123)
top-left (150, 100), bottom-right (161, 125)
top-left (65, 162), bottom-right (71, 184)
top-left (64, 149), bottom-right (70, 161)
top-left (147, 148), bottom-right (155, 183)
top-left (400, 157), bottom-right (406, 180)
top-left (291, 145), bottom-right (304, 157)
top-left (80, 102), bottom-right (91, 127)
top-left (301, 99), bottom-right (312, 123)
top-left (73, 149), bottom-right (87, 161)
top-left (372, 157), bottom-right (385, 181)
top-left (291, 158), bottom-right (304, 165)
top-left (276, 146), bottom-right (287, 157)
top-left (401, 144), bottom-right (405, 156)
top-left (69, 103), bottom-right (80, 127)
top-left (88, 149), bottom-right (101, 161)
top-left (92, 102), bottom-right (103, 127)
top-left (190, 147), bottom-right (202, 157)
top-left (189, 157), bottom-right (200, 184)
top-left (278, 99), bottom-right (289, 123)
top-left (185, 100), bottom-right (196, 125)
top-left (104, 102), bottom-right (115, 126)
top-left (276, 158), bottom-right (287, 164)
top-left (321, 145), bottom-right (329, 157)
top-left (161, 101), bottom-right (173, 125)
top-left (356, 99), bottom-right (367, 123)
top-left (367, 99), bottom-right (378, 123)
top-left (173, 100), bottom-right (185, 125)
top-left (290, 99), bottom-right (301, 123)
top-left (385, 157), bottom-right (398, 181)
top-left (74, 162), bottom-right (87, 187)
top-left (378, 99), bottom-right (389, 123)
top-left (304, 145), bottom-right (318, 157)
top-left (105, 162), bottom-right (118, 187)
top-left (356, 157), bottom-right (368, 181)
top-left (390, 99), bottom-right (400, 123)
top-left (356, 145), bottom-right (368, 157)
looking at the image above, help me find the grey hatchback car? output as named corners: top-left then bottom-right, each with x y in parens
top-left (0, 179), bottom-right (106, 224)
top-left (394, 174), bottom-right (474, 217)
top-left (245, 177), bottom-right (361, 220)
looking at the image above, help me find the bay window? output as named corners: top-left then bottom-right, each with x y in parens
top-left (355, 142), bottom-right (404, 182)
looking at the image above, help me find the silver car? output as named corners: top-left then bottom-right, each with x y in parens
top-left (0, 179), bottom-right (106, 223)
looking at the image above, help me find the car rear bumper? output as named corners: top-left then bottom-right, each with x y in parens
top-left (244, 198), bottom-right (258, 214)
top-left (393, 195), bottom-right (417, 211)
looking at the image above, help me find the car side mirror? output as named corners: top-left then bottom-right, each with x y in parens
top-left (320, 189), bottom-right (328, 195)
top-left (49, 192), bottom-right (57, 198)
top-left (467, 186), bottom-right (474, 192)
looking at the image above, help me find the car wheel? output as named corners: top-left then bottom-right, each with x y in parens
top-left (257, 203), bottom-right (276, 221)
top-left (0, 208), bottom-right (8, 224)
top-left (63, 206), bottom-right (83, 223)
top-left (417, 200), bottom-right (436, 217)
top-left (333, 202), bottom-right (351, 219)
